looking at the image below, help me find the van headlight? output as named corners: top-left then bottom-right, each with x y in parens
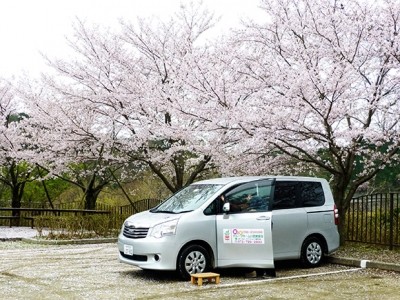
top-left (149, 218), bottom-right (179, 238)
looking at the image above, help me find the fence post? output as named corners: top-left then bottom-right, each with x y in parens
top-left (389, 193), bottom-right (394, 250)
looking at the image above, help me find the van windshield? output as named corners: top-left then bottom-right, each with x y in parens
top-left (151, 184), bottom-right (223, 214)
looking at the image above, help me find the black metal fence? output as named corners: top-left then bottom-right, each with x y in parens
top-left (345, 192), bottom-right (400, 249)
top-left (108, 199), bottom-right (163, 228)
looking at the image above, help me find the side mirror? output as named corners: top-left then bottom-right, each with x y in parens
top-left (223, 202), bottom-right (230, 213)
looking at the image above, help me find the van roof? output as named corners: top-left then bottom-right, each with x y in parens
top-left (193, 176), bottom-right (325, 185)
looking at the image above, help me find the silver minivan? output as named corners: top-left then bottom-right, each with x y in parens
top-left (118, 176), bottom-right (340, 279)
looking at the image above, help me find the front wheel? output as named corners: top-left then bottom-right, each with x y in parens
top-left (177, 245), bottom-right (211, 280)
top-left (300, 236), bottom-right (324, 268)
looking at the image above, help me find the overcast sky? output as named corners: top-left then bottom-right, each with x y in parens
top-left (0, 0), bottom-right (264, 78)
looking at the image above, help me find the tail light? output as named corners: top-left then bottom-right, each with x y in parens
top-left (334, 204), bottom-right (339, 225)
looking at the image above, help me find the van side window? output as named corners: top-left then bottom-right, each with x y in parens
top-left (272, 181), bottom-right (298, 210)
top-left (203, 199), bottom-right (218, 215)
top-left (203, 194), bottom-right (242, 215)
top-left (224, 180), bottom-right (272, 213)
top-left (300, 182), bottom-right (325, 207)
top-left (272, 181), bottom-right (326, 210)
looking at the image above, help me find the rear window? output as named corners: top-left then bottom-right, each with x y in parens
top-left (272, 181), bottom-right (325, 209)
top-left (300, 182), bottom-right (325, 207)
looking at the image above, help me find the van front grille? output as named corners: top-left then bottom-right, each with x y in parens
top-left (120, 252), bottom-right (147, 261)
top-left (123, 225), bottom-right (149, 239)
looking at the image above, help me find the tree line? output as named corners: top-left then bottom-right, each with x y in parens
top-left (1, 0), bottom-right (399, 237)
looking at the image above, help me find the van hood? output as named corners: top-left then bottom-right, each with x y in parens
top-left (124, 210), bottom-right (180, 228)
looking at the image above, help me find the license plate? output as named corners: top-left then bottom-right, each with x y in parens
top-left (123, 244), bottom-right (134, 256)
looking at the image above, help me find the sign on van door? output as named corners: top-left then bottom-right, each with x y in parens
top-left (215, 180), bottom-right (274, 269)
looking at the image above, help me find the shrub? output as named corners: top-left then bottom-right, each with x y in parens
top-left (34, 214), bottom-right (117, 239)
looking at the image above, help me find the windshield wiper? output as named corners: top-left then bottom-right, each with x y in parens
top-left (150, 209), bottom-right (176, 214)
top-left (150, 209), bottom-right (193, 214)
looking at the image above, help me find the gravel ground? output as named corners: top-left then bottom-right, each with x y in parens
top-left (1, 240), bottom-right (400, 299)
top-left (0, 227), bottom-right (49, 240)
top-left (331, 242), bottom-right (400, 264)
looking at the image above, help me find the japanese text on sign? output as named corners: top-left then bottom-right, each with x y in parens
top-left (223, 228), bottom-right (265, 244)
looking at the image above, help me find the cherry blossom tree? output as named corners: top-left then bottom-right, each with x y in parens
top-left (116, 4), bottom-right (222, 192)
top-left (23, 3), bottom-right (222, 198)
top-left (13, 0), bottom-right (399, 238)
top-left (0, 80), bottom-right (35, 218)
top-left (218, 0), bottom-right (400, 236)
top-left (18, 74), bottom-right (126, 210)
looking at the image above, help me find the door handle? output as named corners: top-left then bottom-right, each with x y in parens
top-left (256, 216), bottom-right (271, 221)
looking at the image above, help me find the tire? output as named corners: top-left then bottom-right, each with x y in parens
top-left (300, 236), bottom-right (324, 268)
top-left (177, 244), bottom-right (211, 280)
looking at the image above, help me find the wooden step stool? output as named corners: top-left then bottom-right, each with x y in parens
top-left (190, 272), bottom-right (220, 286)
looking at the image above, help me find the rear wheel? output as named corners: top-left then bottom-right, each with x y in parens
top-left (177, 244), bottom-right (211, 280)
top-left (300, 236), bottom-right (324, 267)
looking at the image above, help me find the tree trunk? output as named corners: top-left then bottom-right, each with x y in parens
top-left (331, 187), bottom-right (347, 245)
top-left (11, 183), bottom-right (24, 226)
top-left (84, 188), bottom-right (101, 210)
top-left (331, 173), bottom-right (358, 245)
top-left (82, 174), bottom-right (106, 210)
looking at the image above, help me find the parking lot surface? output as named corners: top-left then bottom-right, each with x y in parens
top-left (1, 241), bottom-right (400, 299)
